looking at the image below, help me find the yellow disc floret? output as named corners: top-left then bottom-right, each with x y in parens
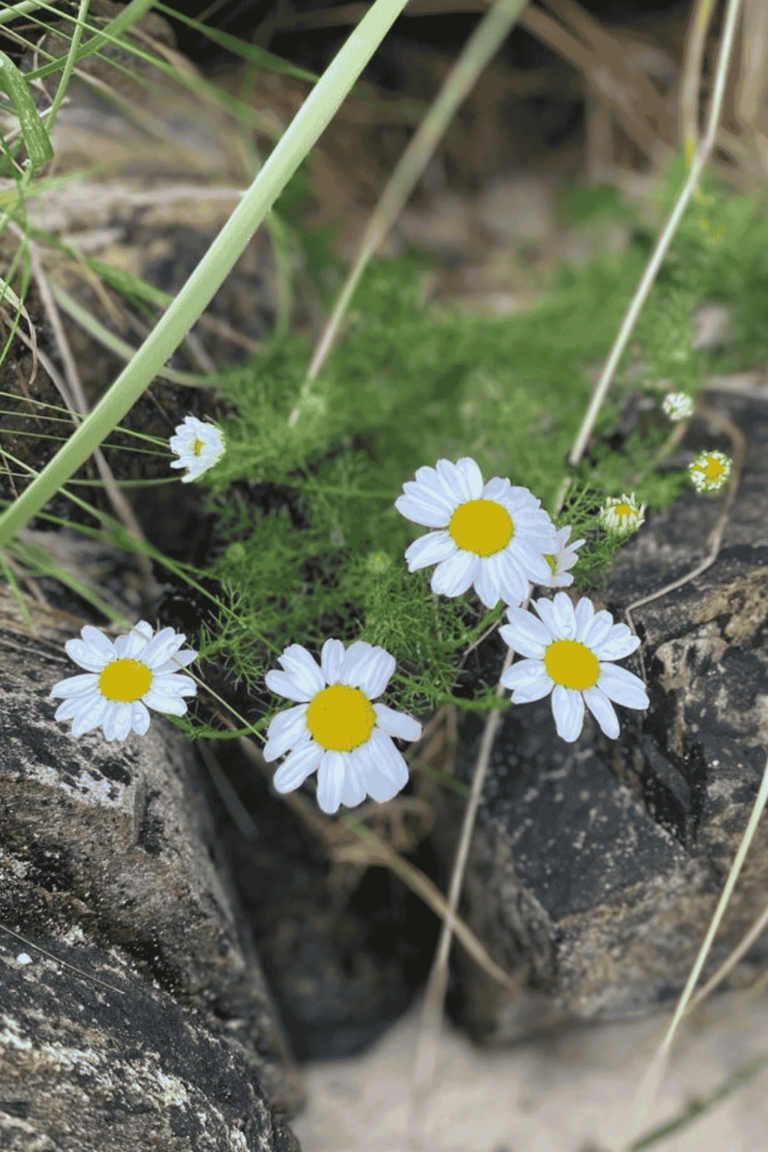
top-left (306, 683), bottom-right (376, 752)
top-left (99, 658), bottom-right (153, 702)
top-left (544, 639), bottom-right (600, 690)
top-left (449, 499), bottom-right (513, 557)
top-left (193, 439), bottom-right (205, 457)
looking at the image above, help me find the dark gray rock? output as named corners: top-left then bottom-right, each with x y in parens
top-left (432, 391), bottom-right (768, 1047)
top-left (0, 581), bottom-right (304, 1149)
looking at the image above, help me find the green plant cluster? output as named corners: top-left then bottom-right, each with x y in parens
top-left (164, 158), bottom-right (768, 742)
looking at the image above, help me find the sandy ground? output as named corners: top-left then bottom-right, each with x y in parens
top-left (290, 983), bottom-right (768, 1152)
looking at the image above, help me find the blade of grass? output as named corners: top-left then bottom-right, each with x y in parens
top-left (298, 0), bottom-right (531, 408)
top-left (0, 0), bottom-right (413, 553)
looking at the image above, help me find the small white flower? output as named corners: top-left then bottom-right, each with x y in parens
top-left (688, 448), bottom-right (731, 492)
top-left (499, 591), bottom-right (649, 742)
top-left (661, 391), bottom-right (694, 421)
top-left (263, 639), bottom-right (422, 815)
top-left (598, 492), bottom-right (646, 537)
top-left (47, 621), bottom-right (198, 742)
top-left (540, 525), bottom-right (587, 588)
top-left (169, 415), bottom-right (226, 483)
top-left (395, 456), bottom-right (559, 609)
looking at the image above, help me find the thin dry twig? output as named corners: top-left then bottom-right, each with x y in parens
top-left (5, 224), bottom-right (155, 586)
top-left (623, 403), bottom-right (746, 687)
top-left (407, 628), bottom-right (518, 1148)
top-left (568, 0), bottom-right (744, 470)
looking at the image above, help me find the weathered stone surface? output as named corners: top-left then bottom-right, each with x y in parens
top-left (0, 582), bottom-right (304, 1149)
top-left (432, 390), bottom-right (768, 1047)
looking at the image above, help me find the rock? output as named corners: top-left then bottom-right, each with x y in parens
top-left (430, 390), bottom-right (768, 1047)
top-left (0, 578), bottom-right (305, 1149)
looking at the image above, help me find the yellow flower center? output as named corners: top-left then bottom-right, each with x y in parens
top-left (694, 454), bottom-right (725, 481)
top-left (193, 438), bottom-right (205, 457)
top-left (99, 658), bottom-right (152, 702)
top-left (612, 502), bottom-right (634, 522)
top-left (306, 683), bottom-right (376, 752)
top-left (544, 639), bottom-right (600, 690)
top-left (543, 552), bottom-right (557, 574)
top-left (448, 499), bottom-right (513, 557)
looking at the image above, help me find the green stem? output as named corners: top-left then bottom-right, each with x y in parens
top-left (0, 0), bottom-right (411, 553)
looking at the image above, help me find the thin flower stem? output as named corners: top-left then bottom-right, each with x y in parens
top-left (299, 0), bottom-right (531, 395)
top-left (408, 615), bottom-right (520, 1141)
top-left (567, 0), bottom-right (744, 469)
top-left (617, 748), bottom-right (768, 1152)
top-left (0, 0), bottom-right (412, 553)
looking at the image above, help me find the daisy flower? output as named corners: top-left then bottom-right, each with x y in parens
top-left (598, 492), bottom-right (646, 537)
top-left (499, 591), bottom-right (649, 742)
top-left (688, 448), bottom-right (731, 492)
top-left (47, 620), bottom-right (198, 742)
top-left (540, 525), bottom-right (587, 588)
top-left (394, 456), bottom-right (559, 610)
top-left (169, 415), bottom-right (226, 483)
top-left (263, 639), bottom-right (422, 815)
top-left (661, 391), bottom-right (694, 421)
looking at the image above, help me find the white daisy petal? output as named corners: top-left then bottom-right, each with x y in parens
top-left (435, 458), bottom-right (469, 500)
top-left (496, 554), bottom-right (531, 606)
top-left (551, 591), bottom-right (577, 636)
top-left (404, 530), bottom-right (456, 573)
top-left (340, 766), bottom-right (367, 809)
top-left (596, 663), bottom-right (649, 709)
top-left (500, 609), bottom-right (550, 658)
top-left (64, 638), bottom-right (109, 673)
top-left (551, 684), bottom-right (586, 742)
top-left (431, 550), bottom-right (479, 598)
top-left (582, 686), bottom-right (620, 739)
top-left (593, 628), bottom-right (641, 661)
top-left (482, 476), bottom-right (511, 501)
top-left (103, 702), bottom-right (132, 742)
top-left (530, 596), bottom-right (565, 640)
top-left (395, 494), bottom-right (452, 528)
top-left (412, 468), bottom-right (459, 512)
top-left (265, 669), bottom-right (313, 703)
top-left (357, 649), bottom-right (396, 699)
top-left (455, 456), bottom-right (485, 499)
top-left (573, 597), bottom-right (596, 635)
top-left (500, 660), bottom-right (552, 701)
top-left (55, 689), bottom-right (103, 723)
top-left (473, 552), bottom-right (504, 609)
top-left (321, 638), bottom-right (345, 683)
top-left (272, 742), bottom-right (322, 793)
top-left (48, 673), bottom-right (99, 700)
top-left (401, 479), bottom-right (456, 518)
top-left (581, 610), bottom-right (613, 649)
top-left (365, 728), bottom-right (410, 795)
top-left (277, 645), bottom-right (326, 697)
top-left (141, 628), bottom-right (185, 667)
top-left (340, 642), bottom-right (377, 688)
top-left (509, 539), bottom-right (555, 584)
top-left (264, 721), bottom-right (312, 763)
top-left (70, 696), bottom-right (111, 736)
top-left (131, 700), bottom-right (151, 736)
top-left (80, 625), bottom-right (117, 663)
top-left (373, 702), bottom-right (422, 742)
top-left (316, 750), bottom-right (348, 814)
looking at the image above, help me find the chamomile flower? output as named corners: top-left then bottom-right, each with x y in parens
top-left (263, 639), bottom-right (422, 815)
top-left (47, 620), bottom-right (198, 741)
top-left (169, 415), bottom-right (226, 483)
top-left (394, 456), bottom-right (559, 609)
top-left (598, 492), bottom-right (646, 537)
top-left (499, 591), bottom-right (649, 742)
top-left (662, 391), bottom-right (694, 421)
top-left (688, 448), bottom-right (731, 492)
top-left (541, 525), bottom-right (587, 588)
